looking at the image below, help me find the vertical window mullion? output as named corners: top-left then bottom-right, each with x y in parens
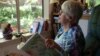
top-left (15, 0), bottom-right (20, 34)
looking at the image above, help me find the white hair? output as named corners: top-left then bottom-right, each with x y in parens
top-left (61, 1), bottom-right (83, 21)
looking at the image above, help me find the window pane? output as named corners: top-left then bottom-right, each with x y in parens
top-left (20, 0), bottom-right (43, 33)
top-left (0, 0), bottom-right (17, 39)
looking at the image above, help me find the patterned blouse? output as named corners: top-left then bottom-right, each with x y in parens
top-left (55, 25), bottom-right (85, 56)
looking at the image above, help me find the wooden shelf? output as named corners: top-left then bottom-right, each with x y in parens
top-left (53, 13), bottom-right (59, 16)
top-left (81, 14), bottom-right (90, 20)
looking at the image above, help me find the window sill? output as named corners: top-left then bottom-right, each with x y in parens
top-left (0, 38), bottom-right (9, 43)
top-left (0, 33), bottom-right (32, 48)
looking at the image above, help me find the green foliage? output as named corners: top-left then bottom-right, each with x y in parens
top-left (0, 8), bottom-right (11, 22)
top-left (0, 16), bottom-right (8, 23)
top-left (0, 6), bottom-right (42, 30)
top-left (87, 0), bottom-right (100, 8)
top-left (19, 6), bottom-right (42, 19)
top-left (32, 6), bottom-right (42, 18)
top-left (88, 0), bottom-right (95, 8)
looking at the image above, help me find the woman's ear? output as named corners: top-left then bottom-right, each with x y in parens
top-left (67, 15), bottom-right (72, 22)
top-left (69, 16), bottom-right (76, 24)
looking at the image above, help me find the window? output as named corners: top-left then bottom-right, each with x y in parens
top-left (0, 0), bottom-right (43, 40)
top-left (86, 0), bottom-right (100, 7)
top-left (19, 0), bottom-right (43, 33)
top-left (0, 0), bottom-right (16, 39)
top-left (86, 0), bottom-right (100, 13)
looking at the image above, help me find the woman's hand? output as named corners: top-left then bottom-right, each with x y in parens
top-left (45, 39), bottom-right (56, 48)
top-left (45, 38), bottom-right (64, 54)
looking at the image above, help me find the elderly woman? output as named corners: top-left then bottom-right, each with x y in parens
top-left (45, 1), bottom-right (85, 56)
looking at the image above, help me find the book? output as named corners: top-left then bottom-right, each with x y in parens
top-left (30, 22), bottom-right (40, 33)
top-left (20, 33), bottom-right (64, 56)
top-left (37, 21), bottom-right (44, 34)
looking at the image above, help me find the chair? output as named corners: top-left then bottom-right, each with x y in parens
top-left (85, 5), bottom-right (100, 56)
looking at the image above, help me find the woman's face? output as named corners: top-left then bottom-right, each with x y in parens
top-left (58, 11), bottom-right (70, 25)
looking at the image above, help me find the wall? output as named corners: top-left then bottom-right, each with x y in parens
top-left (0, 38), bottom-right (30, 56)
top-left (79, 19), bottom-right (88, 37)
top-left (43, 0), bottom-right (49, 19)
